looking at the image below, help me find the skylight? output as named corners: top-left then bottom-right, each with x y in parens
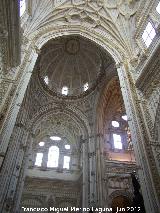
top-left (122, 115), bottom-right (127, 121)
top-left (112, 121), bottom-right (119, 128)
top-left (84, 82), bottom-right (89, 91)
top-left (39, 142), bottom-right (45, 147)
top-left (35, 153), bottom-right (43, 166)
top-left (113, 134), bottom-right (122, 149)
top-left (62, 86), bottom-right (68, 95)
top-left (44, 76), bottom-right (49, 85)
top-left (20, 0), bottom-right (26, 17)
top-left (142, 22), bottom-right (156, 47)
top-left (50, 136), bottom-right (61, 141)
top-left (156, 2), bottom-right (160, 14)
top-left (63, 156), bottom-right (70, 169)
top-left (65, 144), bottom-right (70, 149)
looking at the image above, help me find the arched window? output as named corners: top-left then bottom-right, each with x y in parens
top-left (112, 121), bottom-right (119, 127)
top-left (62, 86), bottom-right (68, 95)
top-left (65, 144), bottom-right (70, 149)
top-left (39, 142), bottom-right (45, 146)
top-left (20, 0), bottom-right (26, 17)
top-left (122, 115), bottom-right (127, 121)
top-left (83, 82), bottom-right (89, 91)
top-left (113, 134), bottom-right (122, 149)
top-left (47, 146), bottom-right (59, 167)
top-left (63, 156), bottom-right (70, 169)
top-left (35, 153), bottom-right (43, 166)
top-left (44, 76), bottom-right (49, 85)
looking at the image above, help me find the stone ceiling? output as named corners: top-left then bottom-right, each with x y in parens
top-left (38, 35), bottom-right (114, 98)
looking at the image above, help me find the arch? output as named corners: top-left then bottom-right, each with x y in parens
top-left (28, 26), bottom-right (122, 65)
top-left (108, 190), bottom-right (133, 208)
top-left (96, 77), bottom-right (122, 134)
top-left (27, 103), bottom-right (91, 138)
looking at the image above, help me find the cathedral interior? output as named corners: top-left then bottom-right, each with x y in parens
top-left (0, 0), bottom-right (160, 213)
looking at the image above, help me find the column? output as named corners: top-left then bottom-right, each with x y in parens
top-left (88, 134), bottom-right (96, 208)
top-left (13, 133), bottom-right (33, 213)
top-left (116, 62), bottom-right (160, 212)
top-left (0, 123), bottom-right (29, 212)
top-left (96, 134), bottom-right (106, 207)
top-left (0, 50), bottom-right (38, 168)
top-left (82, 137), bottom-right (89, 208)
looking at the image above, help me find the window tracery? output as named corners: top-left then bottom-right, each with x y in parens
top-left (142, 22), bottom-right (156, 47)
top-left (109, 114), bottom-right (132, 151)
top-left (34, 136), bottom-right (72, 170)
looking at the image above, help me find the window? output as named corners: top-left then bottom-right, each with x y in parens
top-left (62, 86), bottom-right (68, 95)
top-left (84, 82), bottom-right (89, 91)
top-left (112, 121), bottom-right (119, 127)
top-left (39, 142), bottom-right (45, 146)
top-left (142, 22), bottom-right (156, 47)
top-left (156, 2), bottom-right (160, 14)
top-left (63, 156), bottom-right (70, 169)
top-left (47, 146), bottom-right (59, 167)
top-left (50, 136), bottom-right (61, 141)
top-left (44, 76), bottom-right (49, 85)
top-left (122, 115), bottom-right (127, 121)
top-left (65, 144), bottom-right (70, 149)
top-left (20, 0), bottom-right (26, 17)
top-left (113, 134), bottom-right (122, 149)
top-left (35, 153), bottom-right (43, 166)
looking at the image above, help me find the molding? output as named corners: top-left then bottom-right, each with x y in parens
top-left (136, 44), bottom-right (160, 97)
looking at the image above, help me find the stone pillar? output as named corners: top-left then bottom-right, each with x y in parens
top-left (0, 123), bottom-right (29, 213)
top-left (0, 50), bottom-right (38, 168)
top-left (58, 151), bottom-right (64, 171)
top-left (41, 149), bottom-right (48, 168)
top-left (96, 134), bottom-right (105, 207)
top-left (82, 137), bottom-right (89, 208)
top-left (116, 62), bottom-right (160, 212)
top-left (88, 134), bottom-right (96, 208)
top-left (12, 133), bottom-right (33, 213)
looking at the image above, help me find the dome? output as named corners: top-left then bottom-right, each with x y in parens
top-left (38, 36), bottom-right (113, 99)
